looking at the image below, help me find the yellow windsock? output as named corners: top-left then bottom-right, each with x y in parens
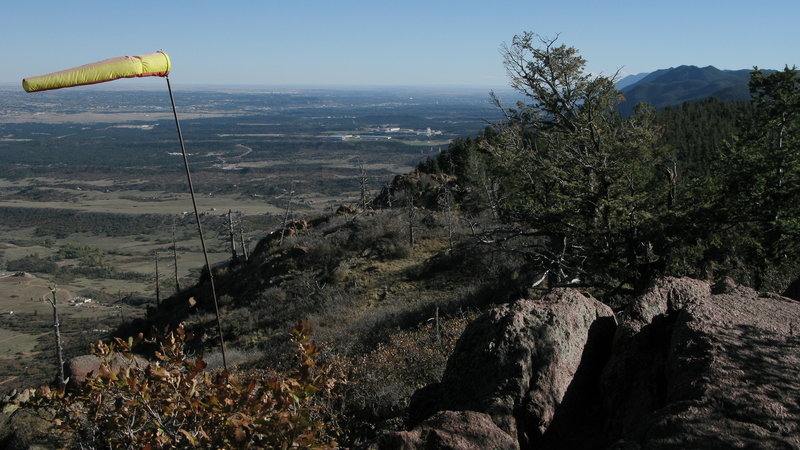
top-left (23, 51), bottom-right (171, 92)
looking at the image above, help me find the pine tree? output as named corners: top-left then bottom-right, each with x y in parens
top-left (717, 66), bottom-right (800, 288)
top-left (478, 33), bottom-right (668, 294)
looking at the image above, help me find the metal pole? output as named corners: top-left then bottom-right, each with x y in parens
top-left (165, 76), bottom-right (228, 372)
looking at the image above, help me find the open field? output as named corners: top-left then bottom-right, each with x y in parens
top-left (0, 189), bottom-right (286, 216)
top-left (0, 327), bottom-right (45, 358)
top-left (0, 271), bottom-right (149, 391)
top-left (0, 111), bottom-right (239, 124)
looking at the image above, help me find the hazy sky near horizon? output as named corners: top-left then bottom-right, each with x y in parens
top-left (2, 0), bottom-right (798, 88)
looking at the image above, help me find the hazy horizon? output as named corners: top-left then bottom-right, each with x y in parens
top-left (2, 0), bottom-right (797, 88)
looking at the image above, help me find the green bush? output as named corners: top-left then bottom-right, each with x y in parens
top-left (6, 253), bottom-right (58, 274)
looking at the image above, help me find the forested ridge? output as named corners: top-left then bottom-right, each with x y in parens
top-left (616, 64), bottom-right (755, 115)
top-left (420, 33), bottom-right (798, 299)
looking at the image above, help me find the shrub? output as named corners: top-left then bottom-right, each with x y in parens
top-left (328, 313), bottom-right (476, 445)
top-left (31, 321), bottom-right (339, 449)
top-left (6, 253), bottom-right (58, 274)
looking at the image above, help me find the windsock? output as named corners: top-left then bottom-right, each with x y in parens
top-left (22, 51), bottom-right (171, 92)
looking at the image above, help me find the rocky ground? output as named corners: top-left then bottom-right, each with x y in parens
top-left (0, 244), bottom-right (800, 449)
top-left (378, 277), bottom-right (800, 449)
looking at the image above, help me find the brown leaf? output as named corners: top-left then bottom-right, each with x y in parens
top-left (178, 429), bottom-right (198, 446)
top-left (193, 357), bottom-right (207, 371)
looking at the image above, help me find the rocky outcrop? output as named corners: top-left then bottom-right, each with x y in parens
top-left (375, 410), bottom-right (518, 449)
top-left (65, 353), bottom-right (148, 389)
top-left (605, 277), bottom-right (800, 448)
top-left (371, 171), bottom-right (456, 210)
top-left (401, 289), bottom-right (616, 448)
top-left (599, 277), bottom-right (712, 440)
top-left (383, 277), bottom-right (800, 449)
top-left (783, 277), bottom-right (800, 301)
top-left (0, 405), bottom-right (70, 450)
top-left (0, 389), bottom-right (73, 449)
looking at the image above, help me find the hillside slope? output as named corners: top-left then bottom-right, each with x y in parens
top-left (618, 65), bottom-right (753, 114)
top-left (121, 176), bottom-right (537, 445)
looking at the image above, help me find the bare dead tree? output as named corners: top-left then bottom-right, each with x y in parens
top-left (171, 218), bottom-right (181, 293)
top-left (237, 211), bottom-right (249, 262)
top-left (405, 186), bottom-right (416, 248)
top-left (665, 159), bottom-right (678, 210)
top-left (435, 304), bottom-right (441, 344)
top-left (279, 185), bottom-right (295, 246)
top-left (384, 182), bottom-right (394, 209)
top-left (45, 286), bottom-right (66, 389)
top-left (469, 149), bottom-right (501, 220)
top-left (227, 209), bottom-right (238, 262)
top-left (357, 161), bottom-right (369, 210)
top-left (154, 251), bottom-right (161, 308)
top-left (438, 176), bottom-right (455, 251)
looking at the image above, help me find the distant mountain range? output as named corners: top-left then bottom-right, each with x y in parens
top-left (616, 65), bottom-right (758, 115)
top-left (615, 72), bottom-right (650, 90)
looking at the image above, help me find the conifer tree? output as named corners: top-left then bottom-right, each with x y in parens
top-left (716, 66), bottom-right (800, 288)
top-left (479, 33), bottom-right (667, 294)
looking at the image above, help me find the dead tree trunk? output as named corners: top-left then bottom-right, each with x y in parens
top-left (154, 251), bottom-right (161, 308)
top-left (358, 162), bottom-right (369, 210)
top-left (172, 221), bottom-right (181, 293)
top-left (665, 159), bottom-right (678, 210)
top-left (238, 212), bottom-right (249, 262)
top-left (279, 187), bottom-right (295, 246)
top-left (435, 304), bottom-right (441, 344)
top-left (46, 286), bottom-right (66, 389)
top-left (439, 180), bottom-right (455, 251)
top-left (405, 187), bottom-right (416, 248)
top-left (227, 209), bottom-right (237, 262)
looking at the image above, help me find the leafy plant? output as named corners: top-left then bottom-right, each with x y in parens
top-left (31, 321), bottom-right (339, 449)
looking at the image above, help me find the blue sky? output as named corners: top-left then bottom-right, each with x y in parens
top-left (2, 0), bottom-right (798, 88)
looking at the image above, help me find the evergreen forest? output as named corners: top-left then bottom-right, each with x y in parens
top-left (420, 33), bottom-right (799, 300)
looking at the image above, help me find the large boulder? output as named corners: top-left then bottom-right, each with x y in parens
top-left (404, 288), bottom-right (616, 448)
top-left (65, 353), bottom-right (148, 389)
top-left (375, 410), bottom-right (518, 450)
top-left (599, 277), bottom-right (712, 439)
top-left (603, 277), bottom-right (800, 448)
top-left (0, 389), bottom-right (74, 449)
top-left (386, 277), bottom-right (800, 449)
top-left (783, 277), bottom-right (800, 301)
top-left (0, 406), bottom-right (71, 449)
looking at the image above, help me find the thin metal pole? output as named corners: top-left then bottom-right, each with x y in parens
top-left (165, 76), bottom-right (228, 372)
